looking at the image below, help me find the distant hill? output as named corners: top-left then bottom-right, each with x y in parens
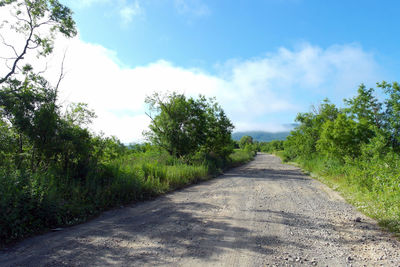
top-left (232, 131), bottom-right (291, 142)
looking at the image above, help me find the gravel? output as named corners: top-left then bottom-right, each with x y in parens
top-left (1, 153), bottom-right (399, 266)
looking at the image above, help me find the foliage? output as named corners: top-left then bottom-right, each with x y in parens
top-left (0, 147), bottom-right (254, 246)
top-left (317, 114), bottom-right (360, 161)
top-left (0, 1), bottom-right (251, 247)
top-left (232, 131), bottom-right (290, 142)
top-left (283, 99), bottom-right (339, 161)
top-left (238, 135), bottom-right (253, 149)
top-left (378, 81), bottom-right (400, 150)
top-left (0, 0), bottom-right (76, 84)
top-left (282, 81), bottom-right (400, 235)
top-left (258, 140), bottom-right (285, 153)
top-left (144, 92), bottom-right (234, 159)
top-left (229, 149), bottom-right (256, 167)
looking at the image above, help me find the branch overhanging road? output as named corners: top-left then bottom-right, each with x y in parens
top-left (1, 154), bottom-right (399, 266)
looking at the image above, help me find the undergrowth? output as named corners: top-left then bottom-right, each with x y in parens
top-left (0, 149), bottom-right (254, 246)
top-left (281, 155), bottom-right (400, 236)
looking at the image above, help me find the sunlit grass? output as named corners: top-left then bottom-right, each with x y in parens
top-left (0, 148), bottom-right (254, 246)
top-left (292, 155), bottom-right (400, 236)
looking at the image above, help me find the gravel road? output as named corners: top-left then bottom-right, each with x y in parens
top-left (1, 153), bottom-right (400, 266)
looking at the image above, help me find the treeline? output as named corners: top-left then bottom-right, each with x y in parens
top-left (232, 131), bottom-right (290, 142)
top-left (0, 0), bottom-right (254, 246)
top-left (282, 82), bottom-right (400, 233)
top-left (234, 135), bottom-right (284, 154)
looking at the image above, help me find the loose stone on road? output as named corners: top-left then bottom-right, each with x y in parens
top-left (1, 153), bottom-right (399, 266)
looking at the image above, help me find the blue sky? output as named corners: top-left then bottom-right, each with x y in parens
top-left (66, 0), bottom-right (400, 71)
top-left (2, 0), bottom-right (399, 142)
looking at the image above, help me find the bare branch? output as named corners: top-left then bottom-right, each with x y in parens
top-left (145, 111), bottom-right (165, 135)
top-left (36, 19), bottom-right (54, 28)
top-left (0, 56), bottom-right (17, 60)
top-left (0, 34), bottom-right (18, 57)
top-left (4, 60), bottom-right (12, 70)
top-left (54, 50), bottom-right (68, 102)
top-left (0, 17), bottom-right (34, 84)
top-left (10, 10), bottom-right (31, 25)
top-left (27, 43), bottom-right (40, 49)
top-left (36, 62), bottom-right (48, 75)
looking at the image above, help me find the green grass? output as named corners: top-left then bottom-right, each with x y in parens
top-left (271, 150), bottom-right (285, 159)
top-left (229, 149), bottom-right (256, 167)
top-left (288, 155), bottom-right (400, 236)
top-left (0, 149), bottom-right (254, 246)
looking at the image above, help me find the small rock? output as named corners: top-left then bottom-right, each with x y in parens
top-left (355, 217), bottom-right (362, 222)
top-left (347, 256), bottom-right (353, 262)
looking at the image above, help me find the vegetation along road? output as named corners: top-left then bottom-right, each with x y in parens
top-left (1, 154), bottom-right (400, 266)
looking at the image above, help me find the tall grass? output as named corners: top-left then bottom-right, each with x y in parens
top-left (1, 149), bottom-right (253, 246)
top-left (229, 149), bottom-right (256, 167)
top-left (287, 154), bottom-right (400, 235)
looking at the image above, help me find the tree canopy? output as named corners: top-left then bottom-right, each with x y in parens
top-left (284, 82), bottom-right (400, 162)
top-left (0, 0), bottom-right (76, 84)
top-left (144, 92), bottom-right (234, 159)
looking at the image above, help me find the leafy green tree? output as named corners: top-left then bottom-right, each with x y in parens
top-left (0, 0), bottom-right (76, 84)
top-left (144, 92), bottom-right (207, 157)
top-left (344, 84), bottom-right (383, 127)
top-left (284, 99), bottom-right (339, 160)
top-left (65, 102), bottom-right (97, 127)
top-left (239, 135), bottom-right (253, 149)
top-left (0, 116), bottom-right (17, 167)
top-left (378, 81), bottom-right (400, 150)
top-left (0, 68), bottom-right (57, 167)
top-left (144, 92), bottom-right (234, 159)
top-left (317, 114), bottom-right (360, 160)
top-left (344, 84), bottom-right (383, 144)
top-left (201, 99), bottom-right (235, 159)
top-left (0, 0), bottom-right (84, 174)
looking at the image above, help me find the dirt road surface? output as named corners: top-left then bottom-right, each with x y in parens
top-left (1, 154), bottom-right (399, 266)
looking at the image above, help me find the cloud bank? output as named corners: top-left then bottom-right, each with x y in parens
top-left (0, 3), bottom-right (380, 143)
top-left (37, 36), bottom-right (380, 143)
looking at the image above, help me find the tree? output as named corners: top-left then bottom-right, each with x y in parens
top-left (201, 99), bottom-right (234, 159)
top-left (0, 66), bottom-right (96, 173)
top-left (0, 1), bottom-right (99, 177)
top-left (239, 135), bottom-right (253, 149)
top-left (377, 81), bottom-right (400, 150)
top-left (0, 0), bottom-right (76, 84)
top-left (317, 114), bottom-right (360, 161)
top-left (144, 92), bottom-right (234, 159)
top-left (284, 99), bottom-right (339, 160)
top-left (344, 84), bottom-right (383, 126)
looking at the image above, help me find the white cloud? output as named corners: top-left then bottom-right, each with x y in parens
top-left (119, 1), bottom-right (142, 25)
top-left (0, 5), bottom-right (381, 143)
top-left (66, 0), bottom-right (142, 25)
top-left (37, 36), bottom-right (380, 143)
top-left (174, 0), bottom-right (211, 17)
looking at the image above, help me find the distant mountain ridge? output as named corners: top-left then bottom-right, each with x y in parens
top-left (232, 131), bottom-right (290, 142)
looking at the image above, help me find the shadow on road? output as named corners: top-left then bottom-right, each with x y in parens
top-left (0, 155), bottom-right (389, 266)
top-left (2, 198), bottom-right (304, 266)
top-left (223, 167), bottom-right (309, 181)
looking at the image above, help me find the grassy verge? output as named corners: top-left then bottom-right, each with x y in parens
top-left (280, 155), bottom-right (400, 237)
top-left (228, 149), bottom-right (256, 168)
top-left (0, 149), bottom-right (254, 246)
